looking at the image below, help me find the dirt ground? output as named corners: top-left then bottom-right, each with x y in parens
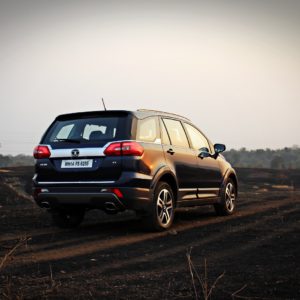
top-left (0, 167), bottom-right (299, 299)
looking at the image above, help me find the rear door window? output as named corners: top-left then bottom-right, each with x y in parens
top-left (137, 117), bottom-right (158, 142)
top-left (163, 119), bottom-right (189, 148)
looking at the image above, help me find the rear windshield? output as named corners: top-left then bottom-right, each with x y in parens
top-left (42, 116), bottom-right (129, 147)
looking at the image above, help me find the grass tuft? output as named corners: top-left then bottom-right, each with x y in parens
top-left (186, 248), bottom-right (225, 300)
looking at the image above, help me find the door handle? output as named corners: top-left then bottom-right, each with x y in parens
top-left (167, 148), bottom-right (175, 155)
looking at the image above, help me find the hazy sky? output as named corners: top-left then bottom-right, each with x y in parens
top-left (0, 0), bottom-right (299, 155)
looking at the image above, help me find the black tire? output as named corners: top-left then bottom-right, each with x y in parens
top-left (142, 181), bottom-right (175, 231)
top-left (214, 179), bottom-right (237, 216)
top-left (51, 208), bottom-right (85, 228)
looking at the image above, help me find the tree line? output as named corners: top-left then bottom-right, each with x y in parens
top-left (223, 146), bottom-right (300, 169)
top-left (0, 146), bottom-right (300, 169)
top-left (0, 154), bottom-right (34, 168)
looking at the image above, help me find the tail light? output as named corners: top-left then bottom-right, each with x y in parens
top-left (33, 145), bottom-right (51, 159)
top-left (122, 142), bottom-right (144, 156)
top-left (104, 141), bottom-right (144, 156)
top-left (104, 142), bottom-right (122, 156)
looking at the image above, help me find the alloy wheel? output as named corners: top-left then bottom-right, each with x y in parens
top-left (225, 182), bottom-right (236, 212)
top-left (156, 188), bottom-right (173, 226)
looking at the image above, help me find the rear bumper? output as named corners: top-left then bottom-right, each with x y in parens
top-left (33, 171), bottom-right (154, 212)
top-left (34, 186), bottom-right (152, 212)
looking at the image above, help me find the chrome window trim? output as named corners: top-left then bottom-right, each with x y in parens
top-left (178, 188), bottom-right (197, 192)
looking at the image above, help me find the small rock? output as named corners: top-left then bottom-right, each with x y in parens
top-left (168, 229), bottom-right (178, 235)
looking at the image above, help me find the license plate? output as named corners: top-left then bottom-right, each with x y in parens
top-left (61, 159), bottom-right (93, 168)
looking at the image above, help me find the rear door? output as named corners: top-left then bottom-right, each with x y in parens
top-left (161, 118), bottom-right (198, 200)
top-left (37, 113), bottom-right (131, 183)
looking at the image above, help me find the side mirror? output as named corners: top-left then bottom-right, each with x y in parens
top-left (214, 143), bottom-right (226, 153)
top-left (198, 151), bottom-right (211, 159)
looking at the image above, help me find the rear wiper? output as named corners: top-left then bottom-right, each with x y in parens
top-left (53, 138), bottom-right (81, 144)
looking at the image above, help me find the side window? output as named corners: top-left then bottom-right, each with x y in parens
top-left (163, 119), bottom-right (189, 148)
top-left (137, 117), bottom-right (157, 142)
top-left (184, 123), bottom-right (210, 151)
top-left (160, 120), bottom-right (171, 145)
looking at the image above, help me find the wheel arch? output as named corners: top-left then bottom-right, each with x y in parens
top-left (150, 167), bottom-right (178, 205)
top-left (226, 170), bottom-right (238, 196)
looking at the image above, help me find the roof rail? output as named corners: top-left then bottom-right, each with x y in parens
top-left (137, 109), bottom-right (190, 121)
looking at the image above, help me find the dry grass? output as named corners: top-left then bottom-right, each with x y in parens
top-left (0, 236), bottom-right (62, 299)
top-left (0, 236), bottom-right (30, 271)
top-left (231, 285), bottom-right (248, 299)
top-left (46, 264), bottom-right (62, 294)
top-left (0, 236), bottom-right (30, 300)
top-left (186, 249), bottom-right (252, 300)
top-left (186, 248), bottom-right (225, 300)
top-left (0, 181), bottom-right (34, 203)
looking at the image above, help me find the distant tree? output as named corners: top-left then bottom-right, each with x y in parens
top-left (0, 154), bottom-right (13, 167)
top-left (256, 149), bottom-right (264, 154)
top-left (229, 150), bottom-right (240, 165)
top-left (270, 156), bottom-right (285, 169)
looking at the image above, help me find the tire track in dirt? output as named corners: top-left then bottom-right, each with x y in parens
top-left (9, 198), bottom-right (297, 300)
top-left (45, 204), bottom-right (298, 300)
top-left (7, 195), bottom-right (299, 266)
top-left (26, 203), bottom-right (298, 282)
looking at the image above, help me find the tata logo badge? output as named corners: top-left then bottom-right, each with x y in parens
top-left (71, 149), bottom-right (80, 158)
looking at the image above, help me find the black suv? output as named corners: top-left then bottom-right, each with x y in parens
top-left (33, 109), bottom-right (237, 230)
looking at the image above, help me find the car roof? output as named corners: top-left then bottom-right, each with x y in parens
top-left (135, 109), bottom-right (190, 121)
top-left (55, 109), bottom-right (191, 122)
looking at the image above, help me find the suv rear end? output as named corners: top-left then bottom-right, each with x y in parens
top-left (33, 110), bottom-right (162, 227)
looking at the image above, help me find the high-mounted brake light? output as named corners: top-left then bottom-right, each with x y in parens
top-left (33, 145), bottom-right (51, 159)
top-left (104, 141), bottom-right (144, 156)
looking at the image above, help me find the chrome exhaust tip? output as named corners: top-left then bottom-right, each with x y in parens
top-left (40, 201), bottom-right (51, 209)
top-left (104, 202), bottom-right (118, 213)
